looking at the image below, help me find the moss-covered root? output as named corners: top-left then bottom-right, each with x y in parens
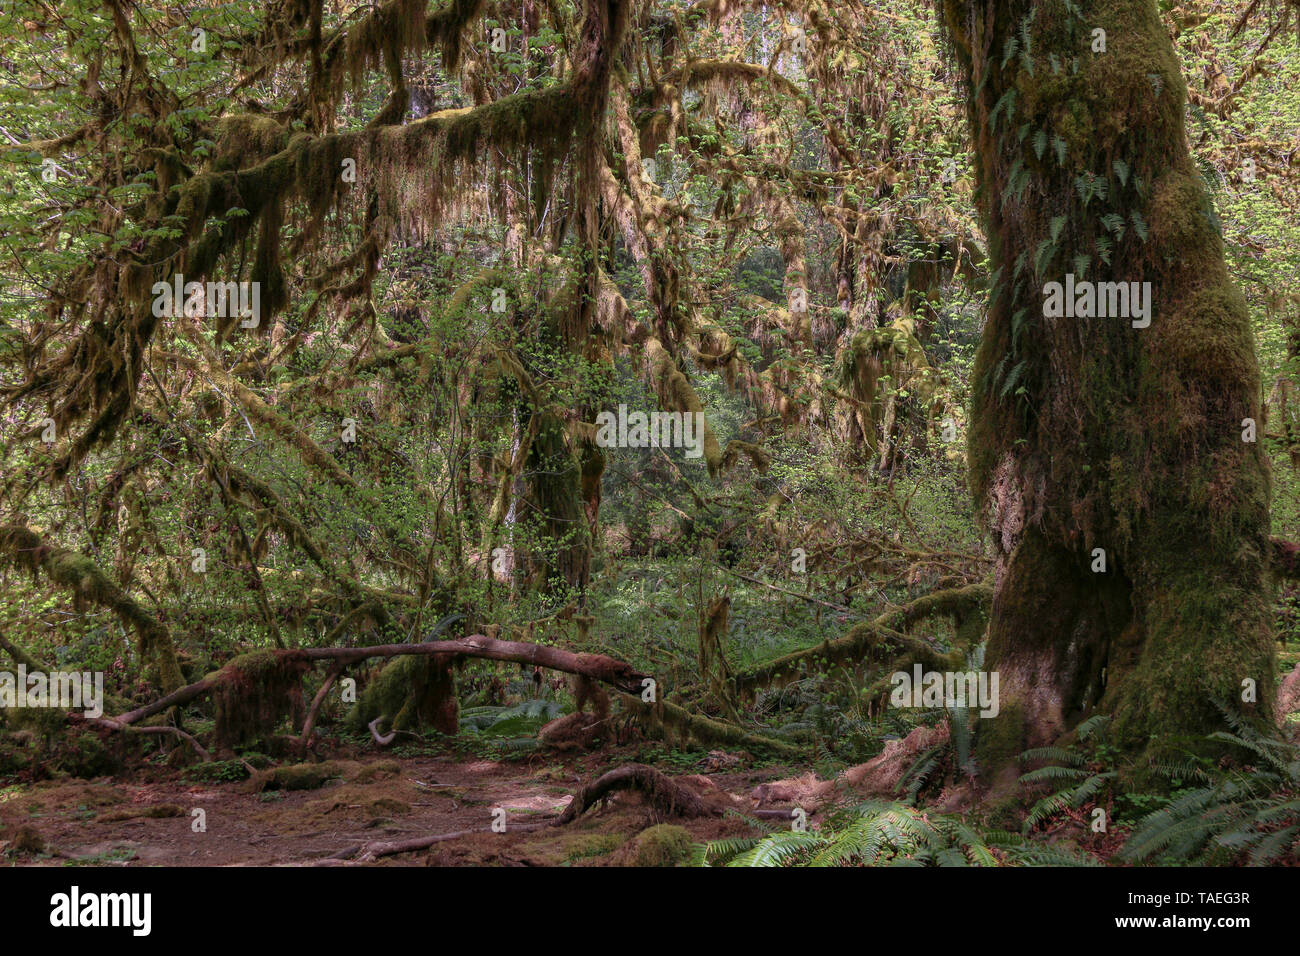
top-left (554, 764), bottom-right (710, 825)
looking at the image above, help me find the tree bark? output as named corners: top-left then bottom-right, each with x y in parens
top-left (939, 0), bottom-right (1275, 777)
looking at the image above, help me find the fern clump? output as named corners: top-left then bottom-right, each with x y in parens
top-left (702, 801), bottom-right (999, 867)
top-left (1017, 714), bottom-right (1117, 834)
top-left (1120, 713), bottom-right (1300, 866)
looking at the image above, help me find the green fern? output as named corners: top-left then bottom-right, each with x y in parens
top-left (1017, 715), bottom-right (1116, 834)
top-left (1121, 714), bottom-right (1300, 866)
top-left (709, 801), bottom-right (1000, 867)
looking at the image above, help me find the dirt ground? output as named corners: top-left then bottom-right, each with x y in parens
top-left (0, 750), bottom-right (788, 866)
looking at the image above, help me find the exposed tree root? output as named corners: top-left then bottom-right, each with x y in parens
top-left (553, 763), bottom-right (709, 824)
top-left (750, 723), bottom-right (951, 813)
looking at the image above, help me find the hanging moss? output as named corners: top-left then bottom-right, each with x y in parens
top-left (344, 655), bottom-right (458, 736)
top-left (0, 525), bottom-right (184, 692)
top-left (209, 650), bottom-right (311, 751)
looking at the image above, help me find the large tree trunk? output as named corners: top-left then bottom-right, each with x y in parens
top-left (939, 0), bottom-right (1275, 778)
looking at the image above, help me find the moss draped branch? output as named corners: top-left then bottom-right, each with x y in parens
top-left (0, 524), bottom-right (184, 692)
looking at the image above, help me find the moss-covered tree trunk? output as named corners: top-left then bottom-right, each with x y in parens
top-left (522, 408), bottom-right (591, 602)
top-left (939, 0), bottom-right (1275, 776)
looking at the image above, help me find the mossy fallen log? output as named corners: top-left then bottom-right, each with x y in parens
top-left (96, 636), bottom-right (652, 745)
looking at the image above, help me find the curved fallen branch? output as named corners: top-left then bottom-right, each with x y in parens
top-left (297, 664), bottom-right (343, 750)
top-left (367, 716), bottom-right (397, 747)
top-left (328, 820), bottom-right (555, 862)
top-left (553, 763), bottom-right (709, 824)
top-left (80, 716), bottom-right (212, 763)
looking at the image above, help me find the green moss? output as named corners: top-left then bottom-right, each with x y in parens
top-left (564, 833), bottom-right (625, 862)
top-left (52, 730), bottom-right (115, 779)
top-left (344, 655), bottom-right (455, 734)
top-left (183, 758), bottom-right (255, 784)
top-left (348, 760), bottom-right (402, 783)
top-left (1147, 172), bottom-right (1215, 252)
top-left (247, 760), bottom-right (346, 793)
top-left (620, 824), bottom-right (695, 867)
top-left (975, 699), bottom-right (1027, 779)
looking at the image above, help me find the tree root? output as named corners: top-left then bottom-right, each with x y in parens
top-left (750, 723), bottom-right (951, 812)
top-left (553, 763), bottom-right (710, 824)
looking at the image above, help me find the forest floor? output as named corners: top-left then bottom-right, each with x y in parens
top-left (0, 745), bottom-right (780, 866)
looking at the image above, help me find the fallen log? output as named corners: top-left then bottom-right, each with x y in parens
top-left (615, 692), bottom-right (801, 756)
top-left (96, 635), bottom-right (651, 732)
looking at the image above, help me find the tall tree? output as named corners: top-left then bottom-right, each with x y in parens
top-left (939, 0), bottom-right (1276, 776)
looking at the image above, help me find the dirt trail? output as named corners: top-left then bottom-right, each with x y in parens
top-left (0, 753), bottom-right (779, 866)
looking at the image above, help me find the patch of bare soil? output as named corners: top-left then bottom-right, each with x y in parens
top-left (0, 752), bottom-right (786, 866)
